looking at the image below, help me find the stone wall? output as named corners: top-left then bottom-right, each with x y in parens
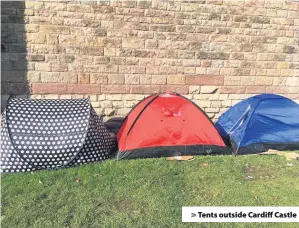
top-left (1, 0), bottom-right (299, 120)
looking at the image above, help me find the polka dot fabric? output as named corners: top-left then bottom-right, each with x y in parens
top-left (0, 98), bottom-right (116, 173)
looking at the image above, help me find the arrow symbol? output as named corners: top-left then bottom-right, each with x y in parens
top-left (191, 213), bottom-right (196, 218)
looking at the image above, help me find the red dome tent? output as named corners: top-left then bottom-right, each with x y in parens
top-left (117, 92), bottom-right (229, 159)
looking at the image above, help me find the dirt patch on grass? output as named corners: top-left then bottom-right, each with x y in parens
top-left (112, 199), bottom-right (135, 212)
top-left (35, 193), bottom-right (48, 201)
top-left (244, 164), bottom-right (276, 180)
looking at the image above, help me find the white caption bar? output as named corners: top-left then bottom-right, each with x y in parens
top-left (182, 207), bottom-right (299, 223)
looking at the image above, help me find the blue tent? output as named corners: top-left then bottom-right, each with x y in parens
top-left (215, 94), bottom-right (299, 154)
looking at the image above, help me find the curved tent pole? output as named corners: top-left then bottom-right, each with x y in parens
top-left (124, 91), bottom-right (221, 135)
top-left (226, 106), bottom-right (251, 137)
top-left (5, 95), bottom-right (42, 170)
top-left (227, 106), bottom-right (251, 155)
top-left (176, 93), bottom-right (232, 154)
top-left (122, 94), bottom-right (157, 123)
top-left (57, 97), bottom-right (92, 168)
top-left (122, 92), bottom-right (177, 124)
top-left (175, 93), bottom-right (219, 129)
top-left (227, 106), bottom-right (251, 156)
top-left (126, 95), bottom-right (159, 135)
top-left (235, 98), bottom-right (264, 155)
top-left (5, 97), bottom-right (92, 170)
top-left (234, 96), bottom-right (289, 155)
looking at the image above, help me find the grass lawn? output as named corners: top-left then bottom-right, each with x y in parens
top-left (1, 152), bottom-right (299, 228)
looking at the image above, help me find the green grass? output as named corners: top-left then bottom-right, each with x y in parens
top-left (1, 152), bottom-right (299, 228)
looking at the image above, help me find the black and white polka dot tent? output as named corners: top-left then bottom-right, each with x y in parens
top-left (1, 97), bottom-right (116, 173)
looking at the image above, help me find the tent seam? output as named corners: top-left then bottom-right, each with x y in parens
top-left (236, 97), bottom-right (264, 155)
top-left (60, 98), bottom-right (92, 168)
top-left (5, 96), bottom-right (41, 170)
top-left (176, 94), bottom-right (219, 129)
top-left (126, 95), bottom-right (159, 136)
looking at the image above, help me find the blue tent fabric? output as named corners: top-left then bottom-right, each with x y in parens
top-left (215, 94), bottom-right (299, 154)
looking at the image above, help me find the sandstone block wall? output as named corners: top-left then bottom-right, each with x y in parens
top-left (1, 0), bottom-right (299, 120)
